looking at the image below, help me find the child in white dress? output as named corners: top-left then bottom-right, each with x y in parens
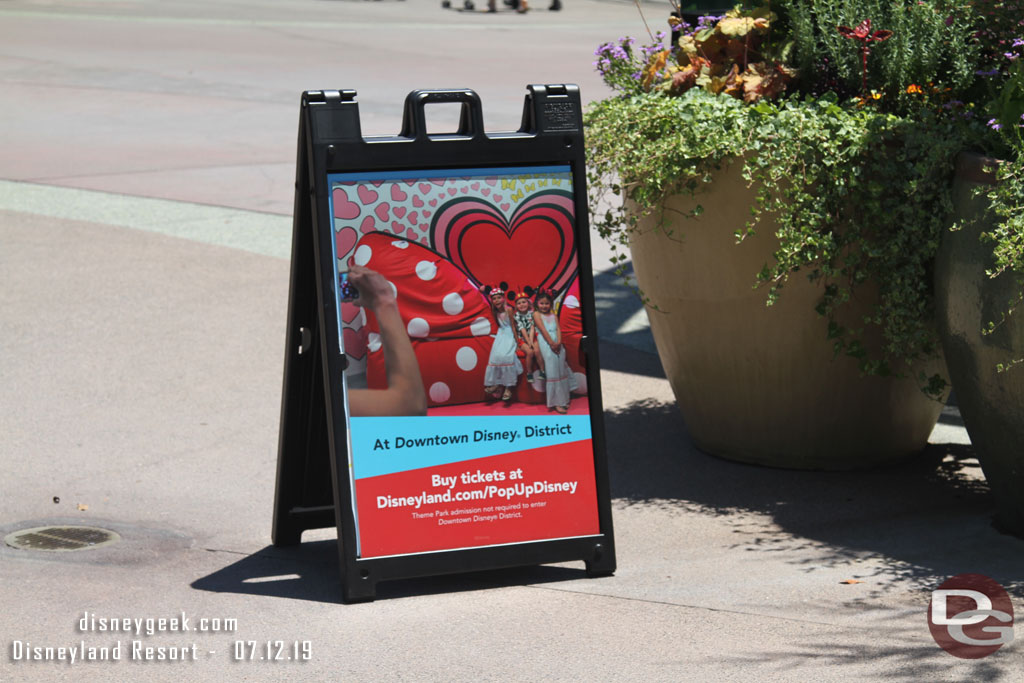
top-left (532, 291), bottom-right (577, 413)
top-left (482, 283), bottom-right (522, 401)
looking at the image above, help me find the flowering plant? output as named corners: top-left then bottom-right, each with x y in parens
top-left (586, 0), bottom-right (1024, 391)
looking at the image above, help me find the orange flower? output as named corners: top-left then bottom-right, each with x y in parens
top-left (642, 50), bottom-right (669, 91)
top-left (906, 84), bottom-right (923, 94)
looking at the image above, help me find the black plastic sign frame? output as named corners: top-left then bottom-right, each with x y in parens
top-left (273, 85), bottom-right (616, 602)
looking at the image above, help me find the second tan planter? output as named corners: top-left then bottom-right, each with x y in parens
top-left (629, 159), bottom-right (945, 469)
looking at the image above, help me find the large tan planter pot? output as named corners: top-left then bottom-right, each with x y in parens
top-left (629, 159), bottom-right (945, 470)
top-left (935, 152), bottom-right (1024, 536)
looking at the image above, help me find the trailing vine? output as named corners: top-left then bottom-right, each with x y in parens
top-left (587, 89), bottom-right (958, 395)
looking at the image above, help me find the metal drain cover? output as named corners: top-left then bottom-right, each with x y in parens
top-left (4, 525), bottom-right (121, 552)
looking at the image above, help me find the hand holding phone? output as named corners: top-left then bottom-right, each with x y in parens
top-left (345, 266), bottom-right (397, 309)
top-left (339, 272), bottom-right (360, 302)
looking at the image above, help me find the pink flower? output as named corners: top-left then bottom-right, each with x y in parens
top-left (837, 19), bottom-right (892, 44)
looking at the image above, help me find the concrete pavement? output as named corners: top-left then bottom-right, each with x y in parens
top-left (1, 1), bottom-right (1021, 680)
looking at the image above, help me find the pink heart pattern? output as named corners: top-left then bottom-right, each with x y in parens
top-left (330, 173), bottom-right (575, 348)
top-left (336, 226), bottom-right (359, 259)
top-left (334, 175), bottom-right (572, 249)
top-left (333, 188), bottom-right (360, 220)
top-left (358, 185), bottom-right (378, 204)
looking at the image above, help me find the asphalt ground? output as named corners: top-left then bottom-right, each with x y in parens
top-left (1, 1), bottom-right (1022, 680)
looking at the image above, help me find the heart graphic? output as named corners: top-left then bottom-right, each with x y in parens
top-left (481, 188), bottom-right (490, 196)
top-left (431, 178), bottom-right (445, 186)
top-left (341, 302), bottom-right (362, 324)
top-left (371, 180), bottom-right (383, 187)
top-left (375, 203), bottom-right (391, 221)
top-left (485, 177), bottom-right (498, 186)
top-left (422, 209), bottom-right (432, 218)
top-left (460, 187), bottom-right (469, 194)
top-left (447, 187), bottom-right (457, 196)
top-left (413, 196), bottom-right (424, 208)
top-left (391, 185), bottom-right (408, 202)
top-left (358, 185), bottom-right (378, 204)
top-left (408, 211), bottom-right (419, 224)
top-left (336, 226), bottom-right (359, 258)
top-left (430, 191), bottom-right (577, 296)
top-left (501, 203), bottom-right (511, 212)
top-left (359, 215), bottom-right (376, 233)
top-left (333, 188), bottom-right (360, 220)
top-left (394, 206), bottom-right (407, 219)
top-left (494, 194), bottom-right (503, 203)
top-left (471, 182), bottom-right (480, 190)
top-left (343, 328), bottom-right (366, 360)
top-left (429, 199), bottom-right (437, 207)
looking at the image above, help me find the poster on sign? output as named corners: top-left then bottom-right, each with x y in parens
top-left (328, 165), bottom-right (600, 559)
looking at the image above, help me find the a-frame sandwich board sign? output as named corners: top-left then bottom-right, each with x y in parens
top-left (273, 85), bottom-right (616, 602)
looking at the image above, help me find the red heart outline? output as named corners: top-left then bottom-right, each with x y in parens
top-left (430, 190), bottom-right (577, 296)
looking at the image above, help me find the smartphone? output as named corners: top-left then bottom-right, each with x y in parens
top-left (338, 272), bottom-right (359, 302)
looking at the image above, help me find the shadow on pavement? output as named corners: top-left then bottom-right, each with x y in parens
top-left (724, 617), bottom-right (1013, 682)
top-left (604, 396), bottom-right (1024, 599)
top-left (592, 264), bottom-right (661, 361)
top-left (191, 541), bottom-right (587, 603)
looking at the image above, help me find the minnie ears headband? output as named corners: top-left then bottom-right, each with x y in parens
top-left (480, 283), bottom-right (553, 301)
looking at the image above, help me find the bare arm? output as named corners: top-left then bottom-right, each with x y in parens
top-left (535, 311), bottom-right (563, 352)
top-left (346, 266), bottom-right (427, 417)
top-left (534, 311), bottom-right (556, 348)
top-left (549, 317), bottom-right (562, 353)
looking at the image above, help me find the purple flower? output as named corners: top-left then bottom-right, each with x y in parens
top-left (976, 68), bottom-right (1001, 77)
top-left (695, 14), bottom-right (722, 31)
top-left (988, 118), bottom-right (1002, 131)
top-left (945, 15), bottom-right (954, 27)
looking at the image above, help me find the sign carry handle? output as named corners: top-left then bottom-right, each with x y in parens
top-left (400, 89), bottom-right (486, 141)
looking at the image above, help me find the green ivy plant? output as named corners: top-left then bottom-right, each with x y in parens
top-left (587, 89), bottom-right (958, 396)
